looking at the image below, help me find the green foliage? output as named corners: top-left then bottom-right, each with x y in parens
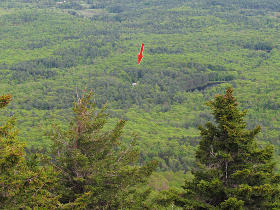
top-left (0, 0), bottom-right (280, 206)
top-left (171, 88), bottom-right (280, 209)
top-left (0, 94), bottom-right (60, 209)
top-left (1, 0), bottom-right (280, 174)
top-left (49, 91), bottom-right (157, 209)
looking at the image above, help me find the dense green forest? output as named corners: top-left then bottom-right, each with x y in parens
top-left (2, 88), bottom-right (280, 208)
top-left (0, 0), bottom-right (280, 204)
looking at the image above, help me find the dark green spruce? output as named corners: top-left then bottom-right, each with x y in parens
top-left (158, 88), bottom-right (280, 209)
top-left (181, 88), bottom-right (280, 209)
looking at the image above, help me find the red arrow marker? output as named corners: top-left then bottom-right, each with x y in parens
top-left (138, 43), bottom-right (144, 64)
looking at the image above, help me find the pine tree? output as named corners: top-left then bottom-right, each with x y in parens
top-left (0, 94), bottom-right (60, 209)
top-left (50, 91), bottom-right (157, 209)
top-left (174, 88), bottom-right (280, 209)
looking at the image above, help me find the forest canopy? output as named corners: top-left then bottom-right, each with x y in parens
top-left (0, 0), bottom-right (280, 206)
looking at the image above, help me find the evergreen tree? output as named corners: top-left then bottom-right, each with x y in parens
top-left (173, 88), bottom-right (280, 209)
top-left (50, 91), bottom-right (157, 209)
top-left (0, 94), bottom-right (60, 209)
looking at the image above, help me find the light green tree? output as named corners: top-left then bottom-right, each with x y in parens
top-left (0, 94), bottom-right (60, 209)
top-left (50, 91), bottom-right (157, 209)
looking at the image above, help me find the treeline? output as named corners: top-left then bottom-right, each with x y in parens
top-left (1, 88), bottom-right (280, 209)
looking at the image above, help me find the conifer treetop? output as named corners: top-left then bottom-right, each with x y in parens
top-left (164, 87), bottom-right (280, 209)
top-left (206, 87), bottom-right (247, 130)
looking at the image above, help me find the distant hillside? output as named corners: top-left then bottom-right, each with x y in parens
top-left (0, 0), bottom-right (280, 172)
